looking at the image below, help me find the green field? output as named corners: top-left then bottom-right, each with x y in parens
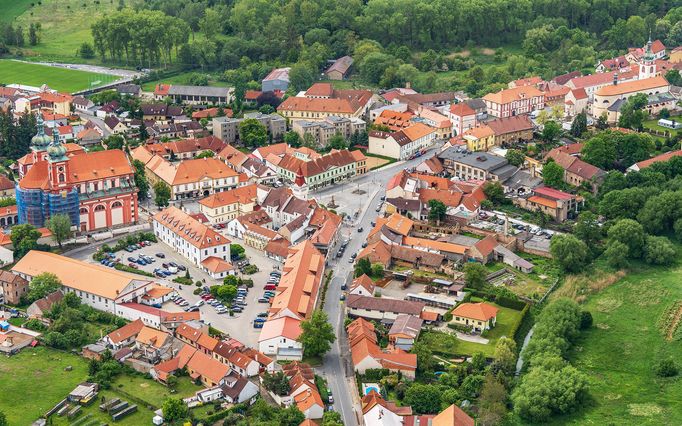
top-left (140, 71), bottom-right (231, 92)
top-left (552, 264), bottom-right (682, 425)
top-left (0, 0), bottom-right (34, 23)
top-left (13, 0), bottom-right (117, 62)
top-left (0, 59), bottom-right (116, 92)
top-left (0, 347), bottom-right (89, 425)
top-left (421, 303), bottom-right (524, 358)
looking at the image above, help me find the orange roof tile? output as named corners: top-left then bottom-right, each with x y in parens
top-left (595, 75), bottom-right (669, 96)
top-left (200, 256), bottom-right (233, 273)
top-left (452, 302), bottom-right (498, 322)
top-left (385, 213), bottom-right (414, 236)
top-left (198, 184), bottom-right (257, 208)
top-left (528, 195), bottom-right (558, 209)
top-left (106, 319), bottom-right (144, 344)
top-left (402, 122), bottom-right (436, 141)
top-left (154, 206), bottom-right (230, 249)
top-left (483, 85), bottom-right (543, 105)
top-left (449, 102), bottom-right (476, 116)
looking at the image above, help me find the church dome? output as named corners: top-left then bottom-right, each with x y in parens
top-left (47, 142), bottom-right (67, 159)
top-left (31, 113), bottom-right (51, 148)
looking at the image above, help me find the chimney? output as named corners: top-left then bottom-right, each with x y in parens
top-left (613, 72), bottom-right (618, 85)
top-left (405, 81), bottom-right (411, 89)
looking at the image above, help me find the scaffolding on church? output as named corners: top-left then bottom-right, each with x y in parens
top-left (16, 184), bottom-right (80, 228)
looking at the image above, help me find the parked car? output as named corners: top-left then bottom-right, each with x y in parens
top-left (264, 284), bottom-right (277, 291)
top-left (253, 318), bottom-right (266, 323)
top-left (177, 265), bottom-right (187, 271)
top-left (257, 312), bottom-right (268, 318)
top-left (258, 298), bottom-right (269, 303)
top-left (128, 263), bottom-right (138, 269)
top-left (253, 322), bottom-right (264, 329)
top-left (155, 253), bottom-right (165, 258)
top-left (357, 227), bottom-right (364, 233)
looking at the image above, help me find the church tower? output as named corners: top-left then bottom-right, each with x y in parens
top-left (639, 35), bottom-right (657, 80)
top-left (292, 165), bottom-right (309, 200)
top-left (46, 125), bottom-right (70, 189)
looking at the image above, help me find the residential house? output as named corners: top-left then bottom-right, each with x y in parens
top-left (368, 123), bottom-right (436, 160)
top-left (140, 103), bottom-right (184, 122)
top-left (26, 290), bottom-right (63, 318)
top-left (325, 56), bottom-right (353, 80)
top-left (432, 404), bottom-right (475, 426)
top-left (134, 326), bottom-right (173, 362)
top-left (276, 149), bottom-right (366, 190)
top-left (627, 150), bottom-right (682, 172)
top-left (0, 271), bottom-right (28, 305)
top-left (374, 109), bottom-right (414, 131)
top-left (447, 102), bottom-right (477, 136)
top-left (458, 125), bottom-right (495, 152)
top-left (482, 86), bottom-right (545, 118)
top-left (349, 274), bottom-right (375, 297)
top-left (451, 302), bottom-right (498, 333)
top-left (388, 314), bottom-right (423, 351)
top-left (514, 186), bottom-right (582, 222)
top-left (348, 318), bottom-right (417, 379)
top-left (262, 67), bottom-right (291, 92)
top-left (198, 183), bottom-right (258, 224)
top-left (362, 391), bottom-right (413, 426)
top-left (564, 88), bottom-right (589, 116)
top-left (76, 128), bottom-right (103, 146)
top-left (487, 115), bottom-right (534, 146)
top-left (545, 150), bottom-right (605, 191)
top-left (265, 236), bottom-right (290, 263)
top-left (72, 96), bottom-right (94, 112)
top-left (103, 319), bottom-right (145, 351)
top-left (466, 235), bottom-right (499, 264)
top-left (116, 84), bottom-right (141, 97)
top-left (415, 156), bottom-right (445, 175)
top-left (226, 210), bottom-right (273, 240)
top-left (134, 136), bottom-right (227, 161)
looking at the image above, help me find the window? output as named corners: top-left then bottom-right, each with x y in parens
top-left (94, 205), bottom-right (106, 212)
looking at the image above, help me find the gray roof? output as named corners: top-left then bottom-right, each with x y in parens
top-left (438, 149), bottom-right (509, 172)
top-left (167, 85), bottom-right (230, 97)
top-left (495, 164), bottom-right (520, 181)
top-left (465, 98), bottom-right (486, 110)
top-left (446, 234), bottom-right (480, 247)
top-left (388, 314), bottom-right (423, 339)
top-left (505, 169), bottom-right (543, 193)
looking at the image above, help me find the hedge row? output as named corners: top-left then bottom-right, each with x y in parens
top-left (466, 289), bottom-right (527, 310)
top-left (198, 402), bottom-right (248, 424)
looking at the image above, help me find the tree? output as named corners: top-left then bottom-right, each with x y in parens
top-left (230, 244), bottom-right (245, 259)
top-left (607, 219), bottom-right (646, 258)
top-left (573, 211), bottom-right (601, 249)
top-left (491, 337), bottom-right (517, 376)
top-left (542, 121), bottom-right (561, 143)
top-left (298, 309), bottom-right (335, 358)
top-left (643, 235), bottom-right (676, 265)
top-left (238, 118), bottom-right (268, 148)
top-left (411, 341), bottom-right (434, 374)
top-left (542, 161), bottom-right (564, 188)
top-left (262, 371), bottom-right (290, 396)
top-left (79, 42), bottom-right (95, 59)
top-left (618, 93), bottom-right (648, 130)
top-left (217, 284), bottom-right (237, 302)
top-left (46, 213), bottom-right (72, 248)
top-left (27, 272), bottom-right (62, 303)
top-left (581, 134), bottom-right (617, 169)
top-left (132, 159), bottom-right (149, 200)
top-left (284, 131), bottom-right (301, 148)
top-left (0, 410), bottom-right (7, 426)
top-left (28, 23), bottom-right (38, 46)
top-left (463, 263), bottom-right (487, 289)
top-left (505, 149), bottom-right (525, 167)
top-left (355, 257), bottom-right (372, 277)
top-left (195, 150), bottom-right (214, 159)
top-left (482, 181), bottom-right (505, 205)
top-left (279, 405), bottom-right (306, 426)
top-left (321, 410), bottom-right (343, 426)
top-left (478, 374), bottom-right (507, 426)
top-left (10, 223), bottom-right (41, 260)
top-left (289, 62), bottom-right (315, 92)
top-left (570, 112), bottom-right (587, 137)
top-left (604, 240), bottom-right (629, 269)
top-left (404, 383), bottom-right (442, 414)
top-left (550, 234), bottom-right (589, 273)
top-left (259, 104), bottom-right (276, 114)
top-left (153, 181), bottom-right (171, 208)
top-left (512, 363), bottom-right (588, 422)
top-left (162, 397), bottom-right (188, 422)
top-left (428, 199), bottom-right (447, 223)
top-left (371, 263), bottom-right (384, 278)
top-left (666, 69), bottom-right (682, 86)
top-left (328, 133), bottom-right (347, 150)
top-left (654, 358), bottom-right (678, 377)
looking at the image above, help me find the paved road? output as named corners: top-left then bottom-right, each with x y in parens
top-left (75, 112), bottom-right (112, 137)
top-left (316, 145), bottom-right (442, 426)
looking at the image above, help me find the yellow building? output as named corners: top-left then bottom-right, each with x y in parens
top-left (462, 125), bottom-right (495, 151)
top-left (277, 83), bottom-right (373, 121)
top-left (451, 302), bottom-right (498, 333)
top-left (198, 184), bottom-right (258, 223)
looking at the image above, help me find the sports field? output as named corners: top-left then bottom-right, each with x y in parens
top-left (0, 60), bottom-right (117, 93)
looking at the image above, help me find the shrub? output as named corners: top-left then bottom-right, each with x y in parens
top-left (193, 288), bottom-right (202, 295)
top-left (243, 264), bottom-right (259, 274)
top-left (579, 311), bottom-right (593, 330)
top-left (654, 358), bottom-right (678, 377)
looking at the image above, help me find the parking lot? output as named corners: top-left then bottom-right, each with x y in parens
top-left (69, 234), bottom-right (281, 348)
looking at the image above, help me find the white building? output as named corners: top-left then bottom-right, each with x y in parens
top-left (153, 206), bottom-right (232, 273)
top-left (368, 123), bottom-right (436, 160)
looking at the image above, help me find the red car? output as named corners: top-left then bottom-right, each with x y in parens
top-left (128, 263), bottom-right (138, 269)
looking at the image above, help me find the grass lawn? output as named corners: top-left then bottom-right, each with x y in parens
top-left (13, 0), bottom-right (117, 62)
top-left (112, 375), bottom-right (201, 409)
top-left (422, 304), bottom-right (524, 358)
top-left (0, 59), bottom-right (117, 92)
top-left (0, 346), bottom-right (89, 425)
top-left (0, 0), bottom-right (35, 23)
top-left (549, 263), bottom-right (682, 425)
top-left (642, 119), bottom-right (680, 136)
top-left (141, 71), bottom-right (231, 92)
